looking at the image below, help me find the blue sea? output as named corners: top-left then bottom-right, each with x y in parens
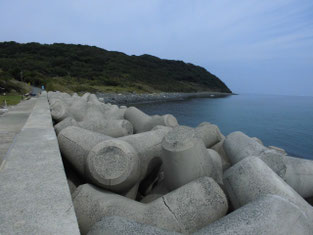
top-left (134, 94), bottom-right (313, 160)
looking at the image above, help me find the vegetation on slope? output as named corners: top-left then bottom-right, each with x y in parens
top-left (0, 41), bottom-right (231, 93)
top-left (0, 76), bottom-right (31, 105)
top-left (0, 94), bottom-right (23, 106)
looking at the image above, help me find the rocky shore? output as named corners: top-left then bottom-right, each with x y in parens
top-left (96, 91), bottom-right (233, 105)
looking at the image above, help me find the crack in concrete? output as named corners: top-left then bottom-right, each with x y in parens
top-left (162, 196), bottom-right (186, 233)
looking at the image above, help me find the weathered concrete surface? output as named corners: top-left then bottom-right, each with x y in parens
top-left (73, 177), bottom-right (228, 234)
top-left (161, 126), bottom-right (214, 190)
top-left (54, 116), bottom-right (79, 135)
top-left (58, 126), bottom-right (140, 193)
top-left (0, 92), bottom-right (80, 234)
top-left (87, 216), bottom-right (179, 235)
top-left (195, 194), bottom-right (313, 235)
top-left (125, 106), bottom-right (178, 133)
top-left (224, 131), bottom-right (287, 178)
top-left (195, 122), bottom-right (223, 148)
top-left (59, 125), bottom-right (171, 194)
top-left (210, 138), bottom-right (231, 171)
top-left (86, 139), bottom-right (140, 193)
top-left (223, 156), bottom-right (313, 218)
top-left (0, 132), bottom-right (15, 165)
top-left (58, 126), bottom-right (113, 175)
top-left (285, 156), bottom-right (313, 198)
top-left (207, 149), bottom-right (223, 185)
top-left (0, 98), bottom-right (36, 165)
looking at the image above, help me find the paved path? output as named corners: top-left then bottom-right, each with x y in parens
top-left (0, 92), bottom-right (80, 234)
top-left (31, 86), bottom-right (42, 95)
top-left (0, 98), bottom-right (37, 165)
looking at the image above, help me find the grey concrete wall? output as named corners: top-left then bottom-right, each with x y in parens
top-left (0, 98), bottom-right (37, 165)
top-left (0, 92), bottom-right (80, 234)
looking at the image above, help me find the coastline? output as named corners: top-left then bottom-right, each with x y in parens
top-left (96, 91), bottom-right (234, 105)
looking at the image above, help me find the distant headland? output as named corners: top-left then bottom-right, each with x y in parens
top-left (0, 41), bottom-right (231, 94)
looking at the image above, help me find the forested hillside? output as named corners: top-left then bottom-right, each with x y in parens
top-left (0, 41), bottom-right (231, 93)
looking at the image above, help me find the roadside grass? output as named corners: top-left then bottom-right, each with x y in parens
top-left (0, 94), bottom-right (23, 106)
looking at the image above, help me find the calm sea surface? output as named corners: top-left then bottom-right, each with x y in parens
top-left (134, 94), bottom-right (313, 160)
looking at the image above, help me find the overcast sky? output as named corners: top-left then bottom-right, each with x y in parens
top-left (1, 0), bottom-right (313, 96)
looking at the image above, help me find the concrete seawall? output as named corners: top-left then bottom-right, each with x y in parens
top-left (0, 92), bottom-right (80, 234)
top-left (0, 98), bottom-right (37, 165)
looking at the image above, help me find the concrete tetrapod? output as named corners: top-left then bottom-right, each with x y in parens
top-left (211, 138), bottom-right (231, 171)
top-left (251, 136), bottom-right (263, 145)
top-left (118, 125), bottom-right (172, 180)
top-left (49, 93), bottom-right (132, 136)
top-left (148, 148), bottom-right (223, 198)
top-left (81, 92), bottom-right (91, 101)
top-left (73, 177), bottom-right (228, 234)
top-left (124, 106), bottom-right (178, 133)
top-left (223, 131), bottom-right (287, 178)
top-left (87, 94), bottom-right (125, 119)
top-left (268, 145), bottom-right (287, 155)
top-left (87, 94), bottom-right (101, 104)
top-left (223, 156), bottom-right (313, 218)
top-left (207, 149), bottom-right (223, 185)
top-left (285, 156), bottom-right (313, 198)
top-left (102, 105), bottom-right (126, 120)
top-left (87, 216), bottom-right (179, 235)
top-left (78, 116), bottom-right (133, 137)
top-left (48, 91), bottom-right (71, 101)
top-left (76, 99), bottom-right (133, 137)
top-left (84, 99), bottom-right (106, 121)
top-left (58, 126), bottom-right (113, 174)
top-left (59, 126), bottom-right (171, 193)
top-left (68, 96), bottom-right (88, 122)
top-left (50, 95), bottom-right (86, 122)
top-left (86, 126), bottom-right (172, 193)
top-left (86, 139), bottom-right (140, 193)
top-left (50, 98), bottom-right (70, 122)
top-left (54, 117), bottom-right (79, 135)
top-left (161, 126), bottom-right (215, 190)
top-left (195, 122), bottom-right (223, 148)
top-left (52, 105), bottom-right (132, 137)
top-left (195, 194), bottom-right (313, 235)
top-left (58, 126), bottom-right (140, 193)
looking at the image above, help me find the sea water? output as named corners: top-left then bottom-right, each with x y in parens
top-left (134, 94), bottom-right (313, 160)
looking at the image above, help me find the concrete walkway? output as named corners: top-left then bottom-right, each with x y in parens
top-left (0, 98), bottom-right (37, 165)
top-left (0, 92), bottom-right (80, 234)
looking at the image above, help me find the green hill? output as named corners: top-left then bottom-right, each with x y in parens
top-left (0, 41), bottom-right (231, 94)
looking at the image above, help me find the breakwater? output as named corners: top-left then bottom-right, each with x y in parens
top-left (1, 91), bottom-right (312, 234)
top-left (49, 91), bottom-right (313, 234)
